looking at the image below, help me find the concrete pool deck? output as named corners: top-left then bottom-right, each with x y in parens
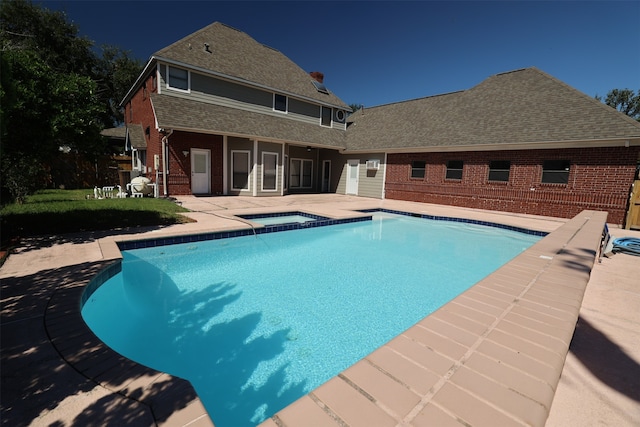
top-left (1, 195), bottom-right (638, 426)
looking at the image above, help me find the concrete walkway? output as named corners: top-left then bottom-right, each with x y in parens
top-left (546, 226), bottom-right (640, 425)
top-left (1, 195), bottom-right (638, 426)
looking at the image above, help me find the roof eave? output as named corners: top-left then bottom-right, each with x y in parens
top-left (344, 137), bottom-right (640, 153)
top-left (155, 123), bottom-right (346, 149)
top-left (119, 57), bottom-right (157, 107)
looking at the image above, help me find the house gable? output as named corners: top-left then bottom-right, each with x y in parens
top-left (153, 22), bottom-right (349, 110)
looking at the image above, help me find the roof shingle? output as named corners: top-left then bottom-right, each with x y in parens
top-left (345, 67), bottom-right (640, 151)
top-left (154, 22), bottom-right (349, 109)
top-left (151, 93), bottom-right (347, 149)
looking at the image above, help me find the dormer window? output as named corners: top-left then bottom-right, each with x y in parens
top-left (312, 80), bottom-right (329, 94)
top-left (167, 65), bottom-right (189, 91)
top-left (321, 106), bottom-right (332, 127)
top-left (274, 94), bottom-right (287, 112)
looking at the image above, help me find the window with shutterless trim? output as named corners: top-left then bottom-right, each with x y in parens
top-left (446, 160), bottom-right (463, 180)
top-left (232, 150), bottom-right (250, 190)
top-left (411, 161), bottom-right (426, 178)
top-left (321, 106), bottom-right (332, 127)
top-left (262, 152), bottom-right (278, 191)
top-left (167, 65), bottom-right (189, 91)
top-left (290, 158), bottom-right (313, 188)
top-left (488, 160), bottom-right (511, 182)
top-left (274, 94), bottom-right (287, 112)
top-left (542, 160), bottom-right (570, 184)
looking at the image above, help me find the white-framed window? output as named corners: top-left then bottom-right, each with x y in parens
top-left (446, 160), bottom-right (463, 180)
top-left (542, 160), bottom-right (570, 184)
top-left (273, 94), bottom-right (287, 112)
top-left (290, 158), bottom-right (313, 189)
top-left (411, 160), bottom-right (426, 179)
top-left (262, 152), bottom-right (278, 191)
top-left (232, 150), bottom-right (250, 190)
top-left (132, 149), bottom-right (146, 172)
top-left (488, 160), bottom-right (511, 182)
top-left (167, 65), bottom-right (190, 92)
top-left (321, 106), bottom-right (332, 127)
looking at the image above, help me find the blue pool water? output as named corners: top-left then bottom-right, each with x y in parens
top-left (82, 212), bottom-right (541, 426)
top-left (245, 214), bottom-right (317, 225)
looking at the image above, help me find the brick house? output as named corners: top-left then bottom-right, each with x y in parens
top-left (119, 22), bottom-right (640, 225)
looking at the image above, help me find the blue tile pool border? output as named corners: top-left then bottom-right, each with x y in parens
top-left (237, 211), bottom-right (330, 221)
top-left (116, 208), bottom-right (547, 252)
top-left (116, 215), bottom-right (372, 251)
top-left (81, 260), bottom-right (121, 306)
top-left (358, 208), bottom-right (549, 237)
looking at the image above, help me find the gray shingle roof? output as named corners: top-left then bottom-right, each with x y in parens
top-left (151, 93), bottom-right (347, 149)
top-left (100, 127), bottom-right (126, 139)
top-left (154, 22), bottom-right (349, 109)
top-left (345, 67), bottom-right (640, 151)
top-left (126, 124), bottom-right (146, 149)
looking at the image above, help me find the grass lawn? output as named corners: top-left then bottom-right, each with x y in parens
top-left (1, 189), bottom-right (193, 250)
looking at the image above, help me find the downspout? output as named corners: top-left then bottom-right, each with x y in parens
top-left (161, 129), bottom-right (173, 197)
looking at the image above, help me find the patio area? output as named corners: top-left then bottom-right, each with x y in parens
top-left (1, 195), bottom-right (638, 426)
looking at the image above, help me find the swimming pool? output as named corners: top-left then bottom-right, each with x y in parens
top-left (237, 211), bottom-right (329, 226)
top-left (82, 211), bottom-right (541, 426)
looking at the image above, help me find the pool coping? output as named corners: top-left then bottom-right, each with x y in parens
top-left (262, 209), bottom-right (608, 427)
top-left (54, 203), bottom-right (607, 426)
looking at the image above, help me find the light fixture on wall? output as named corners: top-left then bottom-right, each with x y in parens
top-left (182, 150), bottom-right (189, 157)
top-left (306, 146), bottom-right (311, 152)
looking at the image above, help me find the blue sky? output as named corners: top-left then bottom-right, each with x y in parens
top-left (40, 1), bottom-right (639, 108)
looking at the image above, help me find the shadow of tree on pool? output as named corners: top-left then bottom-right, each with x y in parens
top-left (83, 254), bottom-right (307, 426)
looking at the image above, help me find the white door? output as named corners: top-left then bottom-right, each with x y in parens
top-left (346, 159), bottom-right (359, 195)
top-left (191, 149), bottom-right (210, 194)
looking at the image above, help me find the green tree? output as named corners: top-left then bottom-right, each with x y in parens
top-left (0, 0), bottom-right (142, 202)
top-left (94, 45), bottom-right (144, 126)
top-left (596, 89), bottom-right (640, 122)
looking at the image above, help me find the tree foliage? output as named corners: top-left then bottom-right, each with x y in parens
top-left (0, 0), bottom-right (142, 202)
top-left (596, 88), bottom-right (640, 122)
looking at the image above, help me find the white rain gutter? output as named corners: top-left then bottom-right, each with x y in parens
top-left (161, 128), bottom-right (174, 197)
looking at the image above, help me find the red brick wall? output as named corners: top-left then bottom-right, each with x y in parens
top-left (166, 132), bottom-right (224, 195)
top-left (124, 74), bottom-right (224, 196)
top-left (386, 147), bottom-right (639, 225)
top-left (125, 73), bottom-right (161, 181)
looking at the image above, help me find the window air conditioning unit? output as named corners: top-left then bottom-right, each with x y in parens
top-left (365, 160), bottom-right (380, 170)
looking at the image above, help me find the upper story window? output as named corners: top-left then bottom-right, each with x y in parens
top-left (446, 160), bottom-right (464, 180)
top-left (321, 106), bottom-right (332, 127)
top-left (411, 161), bottom-right (426, 179)
top-left (542, 160), bottom-right (570, 184)
top-left (274, 94), bottom-right (287, 112)
top-left (167, 65), bottom-right (189, 91)
top-left (488, 160), bottom-right (511, 182)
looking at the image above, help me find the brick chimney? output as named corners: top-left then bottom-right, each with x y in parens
top-left (310, 71), bottom-right (324, 83)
